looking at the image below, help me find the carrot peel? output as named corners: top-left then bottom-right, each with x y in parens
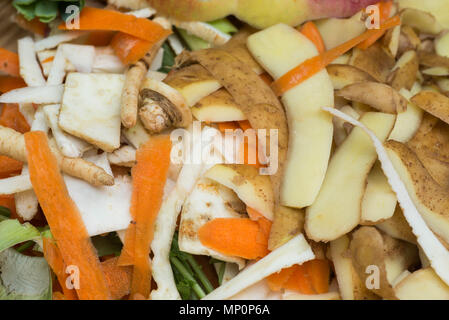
top-left (299, 21), bottom-right (325, 53)
top-left (25, 131), bottom-right (111, 300)
top-left (272, 15), bottom-right (401, 96)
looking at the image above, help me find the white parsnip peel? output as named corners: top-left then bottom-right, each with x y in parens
top-left (323, 107), bottom-right (449, 286)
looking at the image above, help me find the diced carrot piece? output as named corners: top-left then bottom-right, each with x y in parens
top-left (304, 259), bottom-right (330, 294)
top-left (111, 32), bottom-right (154, 65)
top-left (283, 264), bottom-right (316, 295)
top-left (0, 155), bottom-right (23, 179)
top-left (266, 266), bottom-right (296, 291)
top-left (0, 76), bottom-right (26, 93)
top-left (0, 48), bottom-right (20, 77)
top-left (198, 218), bottom-right (270, 260)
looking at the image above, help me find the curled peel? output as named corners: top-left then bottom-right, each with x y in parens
top-left (323, 107), bottom-right (449, 286)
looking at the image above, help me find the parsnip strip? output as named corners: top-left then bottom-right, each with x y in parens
top-left (0, 85), bottom-right (64, 104)
top-left (0, 174), bottom-right (32, 195)
top-left (34, 31), bottom-right (84, 51)
top-left (18, 37), bottom-right (46, 87)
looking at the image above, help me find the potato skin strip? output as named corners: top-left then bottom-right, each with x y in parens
top-left (25, 131), bottom-right (111, 300)
top-left (118, 135), bottom-right (171, 299)
top-left (323, 107), bottom-right (449, 286)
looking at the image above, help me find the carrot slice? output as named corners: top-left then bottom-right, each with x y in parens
top-left (0, 104), bottom-right (30, 133)
top-left (0, 48), bottom-right (20, 77)
top-left (0, 76), bottom-right (26, 93)
top-left (304, 259), bottom-right (330, 294)
top-left (357, 0), bottom-right (394, 50)
top-left (0, 155), bottom-right (22, 179)
top-left (43, 238), bottom-right (78, 300)
top-left (246, 207), bottom-right (272, 237)
top-left (111, 32), bottom-right (154, 65)
top-left (283, 264), bottom-right (316, 294)
top-left (266, 266), bottom-right (296, 291)
top-left (25, 131), bottom-right (111, 300)
top-left (198, 217), bottom-right (270, 260)
top-left (59, 7), bottom-right (171, 43)
top-left (300, 21), bottom-right (325, 53)
top-left (118, 135), bottom-right (171, 299)
top-left (101, 257), bottom-right (133, 300)
top-left (272, 15), bottom-right (401, 96)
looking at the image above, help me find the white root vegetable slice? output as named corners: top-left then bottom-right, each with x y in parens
top-left (323, 106), bottom-right (449, 286)
top-left (247, 23), bottom-right (334, 208)
top-left (18, 103), bottom-right (35, 126)
top-left (178, 178), bottom-right (246, 268)
top-left (203, 234), bottom-right (314, 300)
top-left (121, 119), bottom-right (150, 149)
top-left (167, 34), bottom-right (185, 55)
top-left (93, 54), bottom-right (125, 74)
top-left (18, 37), bottom-right (45, 87)
top-left (0, 175), bottom-right (32, 195)
top-left (205, 164), bottom-right (274, 221)
top-left (46, 45), bottom-right (66, 86)
top-left (151, 127), bottom-right (218, 300)
top-left (107, 145), bottom-right (136, 167)
top-left (172, 20), bottom-right (231, 46)
top-left (34, 31), bottom-right (84, 51)
top-left (0, 85), bottom-right (64, 104)
top-left (283, 291), bottom-right (341, 300)
top-left (306, 112), bottom-right (396, 242)
top-left (43, 104), bottom-right (91, 158)
top-left (62, 44), bottom-right (95, 73)
top-left (126, 7), bottom-right (156, 18)
top-left (59, 73), bottom-right (124, 152)
top-left (150, 48), bottom-right (164, 71)
top-left (64, 153), bottom-right (132, 237)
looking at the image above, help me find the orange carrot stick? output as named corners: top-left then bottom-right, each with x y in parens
top-left (304, 259), bottom-right (330, 294)
top-left (25, 131), bottom-right (111, 300)
top-left (0, 104), bottom-right (30, 133)
top-left (41, 56), bottom-right (54, 64)
top-left (43, 238), bottom-right (78, 300)
top-left (118, 135), bottom-right (171, 299)
top-left (198, 217), bottom-right (270, 260)
top-left (357, 0), bottom-right (393, 50)
top-left (283, 264), bottom-right (316, 294)
top-left (300, 21), bottom-right (325, 53)
top-left (272, 15), bottom-right (401, 96)
top-left (0, 76), bottom-right (26, 93)
top-left (0, 155), bottom-right (23, 179)
top-left (111, 32), bottom-right (154, 65)
top-left (266, 266), bottom-right (296, 291)
top-left (59, 7), bottom-right (171, 43)
top-left (0, 48), bottom-right (20, 77)
top-left (101, 257), bottom-right (132, 300)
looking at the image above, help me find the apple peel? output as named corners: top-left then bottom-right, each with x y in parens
top-left (323, 106), bottom-right (449, 286)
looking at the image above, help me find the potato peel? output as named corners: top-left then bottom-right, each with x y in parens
top-left (323, 107), bottom-right (449, 286)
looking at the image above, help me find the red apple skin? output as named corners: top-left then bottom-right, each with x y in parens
top-left (146, 0), bottom-right (381, 28)
top-left (307, 0), bottom-right (381, 19)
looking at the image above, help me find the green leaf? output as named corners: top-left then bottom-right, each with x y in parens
top-left (35, 0), bottom-right (59, 23)
top-left (158, 42), bottom-right (175, 74)
top-left (207, 18), bottom-right (238, 35)
top-left (91, 232), bottom-right (123, 257)
top-left (0, 248), bottom-right (51, 300)
top-left (177, 28), bottom-right (211, 51)
top-left (13, 1), bottom-right (36, 21)
top-left (0, 219), bottom-right (41, 253)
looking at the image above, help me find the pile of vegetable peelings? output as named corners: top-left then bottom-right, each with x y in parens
top-left (0, 0), bottom-right (449, 300)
